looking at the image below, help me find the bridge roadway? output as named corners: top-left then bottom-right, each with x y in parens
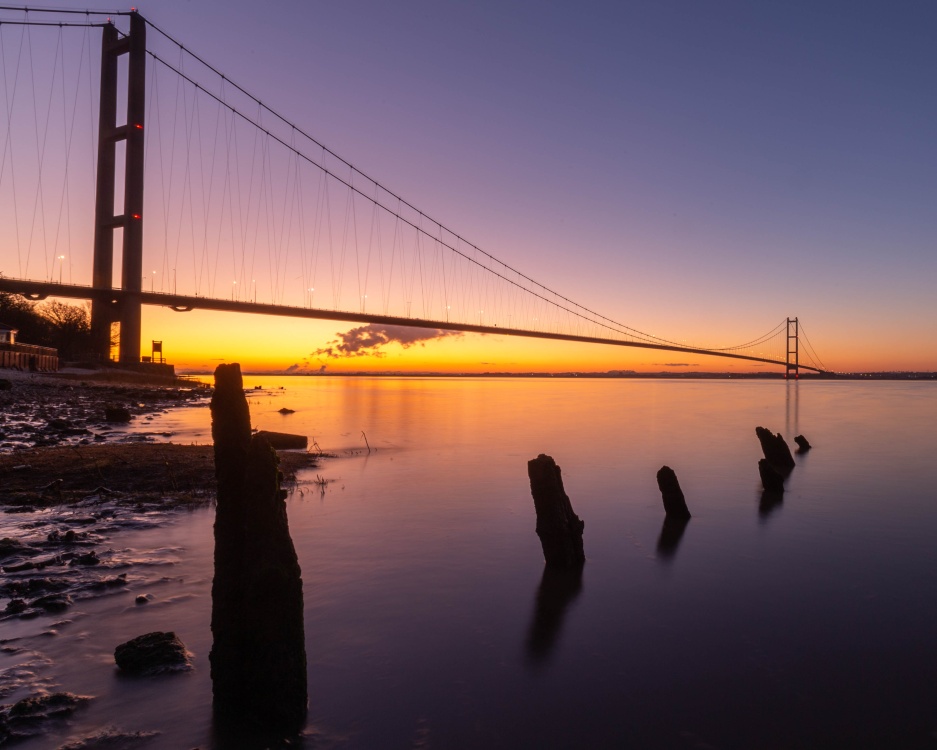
top-left (0, 277), bottom-right (825, 373)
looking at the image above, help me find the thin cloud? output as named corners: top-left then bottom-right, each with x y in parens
top-left (285, 362), bottom-right (327, 373)
top-left (313, 324), bottom-right (462, 359)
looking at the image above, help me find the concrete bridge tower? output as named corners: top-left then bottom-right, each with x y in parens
top-left (786, 317), bottom-right (799, 379)
top-left (90, 12), bottom-right (146, 363)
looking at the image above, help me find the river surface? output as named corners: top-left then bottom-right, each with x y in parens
top-left (3, 377), bottom-right (937, 748)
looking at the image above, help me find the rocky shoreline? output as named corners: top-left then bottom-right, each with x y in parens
top-left (1, 371), bottom-right (317, 616)
top-left (0, 369), bottom-right (209, 453)
top-left (0, 370), bottom-right (320, 746)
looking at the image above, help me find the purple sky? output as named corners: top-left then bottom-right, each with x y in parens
top-left (5, 1), bottom-right (937, 370)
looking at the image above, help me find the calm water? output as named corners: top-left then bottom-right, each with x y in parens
top-left (4, 377), bottom-right (937, 748)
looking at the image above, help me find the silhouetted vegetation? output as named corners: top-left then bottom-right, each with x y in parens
top-left (0, 293), bottom-right (95, 360)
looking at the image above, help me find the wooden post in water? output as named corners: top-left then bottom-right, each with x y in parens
top-left (210, 363), bottom-right (307, 729)
top-left (755, 426), bottom-right (796, 472)
top-left (528, 454), bottom-right (585, 568)
top-left (656, 466), bottom-right (691, 519)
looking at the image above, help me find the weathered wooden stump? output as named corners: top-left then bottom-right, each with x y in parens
top-left (210, 363), bottom-right (307, 730)
top-left (794, 434), bottom-right (812, 452)
top-left (755, 426), bottom-right (796, 472)
top-left (656, 466), bottom-right (691, 519)
top-left (758, 458), bottom-right (785, 493)
top-left (527, 454), bottom-right (585, 569)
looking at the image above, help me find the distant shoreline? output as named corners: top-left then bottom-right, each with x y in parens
top-left (177, 370), bottom-right (937, 381)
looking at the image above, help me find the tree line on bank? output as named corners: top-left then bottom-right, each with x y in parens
top-left (0, 293), bottom-right (98, 361)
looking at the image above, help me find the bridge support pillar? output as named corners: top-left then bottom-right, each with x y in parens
top-left (90, 13), bottom-right (146, 364)
top-left (785, 317), bottom-right (799, 379)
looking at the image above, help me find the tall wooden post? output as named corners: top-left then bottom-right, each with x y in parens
top-left (89, 13), bottom-right (146, 364)
top-left (210, 363), bottom-right (308, 729)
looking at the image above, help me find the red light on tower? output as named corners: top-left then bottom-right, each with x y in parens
top-left (132, 213), bottom-right (142, 220)
top-left (134, 123), bottom-right (143, 130)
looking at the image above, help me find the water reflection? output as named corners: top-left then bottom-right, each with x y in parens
top-left (524, 565), bottom-right (583, 667)
top-left (785, 379), bottom-right (800, 439)
top-left (16, 378), bottom-right (937, 747)
top-left (656, 517), bottom-right (690, 562)
top-left (212, 716), bottom-right (305, 750)
top-left (759, 489), bottom-right (784, 520)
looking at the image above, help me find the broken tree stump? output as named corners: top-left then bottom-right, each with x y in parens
top-left (527, 454), bottom-right (585, 569)
top-left (210, 363), bottom-right (307, 730)
top-left (755, 426), bottom-right (796, 472)
top-left (758, 458), bottom-right (785, 493)
top-left (656, 466), bottom-right (691, 519)
top-left (794, 434), bottom-right (812, 452)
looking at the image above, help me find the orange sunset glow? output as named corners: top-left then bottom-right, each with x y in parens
top-left (5, 4), bottom-right (937, 749)
top-left (3, 1), bottom-right (936, 375)
top-left (141, 306), bottom-right (882, 375)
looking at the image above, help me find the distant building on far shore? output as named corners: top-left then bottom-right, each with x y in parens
top-left (0, 322), bottom-right (16, 345)
top-left (0, 322), bottom-right (58, 372)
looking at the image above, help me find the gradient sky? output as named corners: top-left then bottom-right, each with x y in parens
top-left (3, 1), bottom-right (936, 373)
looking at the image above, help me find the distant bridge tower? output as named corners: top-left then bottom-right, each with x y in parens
top-left (786, 317), bottom-right (799, 379)
top-left (89, 12), bottom-right (146, 364)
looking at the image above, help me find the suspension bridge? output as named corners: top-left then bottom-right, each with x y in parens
top-left (0, 8), bottom-right (829, 375)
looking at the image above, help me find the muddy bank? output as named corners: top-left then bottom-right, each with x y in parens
top-left (0, 443), bottom-right (317, 507)
top-left (0, 373), bottom-right (323, 743)
top-left (0, 371), bottom-right (208, 453)
top-left (1, 443), bottom-right (318, 617)
top-left (0, 445), bottom-right (321, 745)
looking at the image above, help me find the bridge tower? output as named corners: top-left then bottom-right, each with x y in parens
top-left (90, 12), bottom-right (146, 364)
top-left (785, 317), bottom-right (799, 379)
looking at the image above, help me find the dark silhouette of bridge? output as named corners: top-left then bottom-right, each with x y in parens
top-left (0, 9), bottom-right (829, 375)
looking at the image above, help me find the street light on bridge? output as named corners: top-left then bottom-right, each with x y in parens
top-left (57, 255), bottom-right (65, 284)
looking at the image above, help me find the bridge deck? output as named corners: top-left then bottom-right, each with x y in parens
top-left (0, 277), bottom-right (825, 373)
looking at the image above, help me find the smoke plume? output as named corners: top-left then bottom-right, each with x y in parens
top-left (313, 324), bottom-right (462, 359)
